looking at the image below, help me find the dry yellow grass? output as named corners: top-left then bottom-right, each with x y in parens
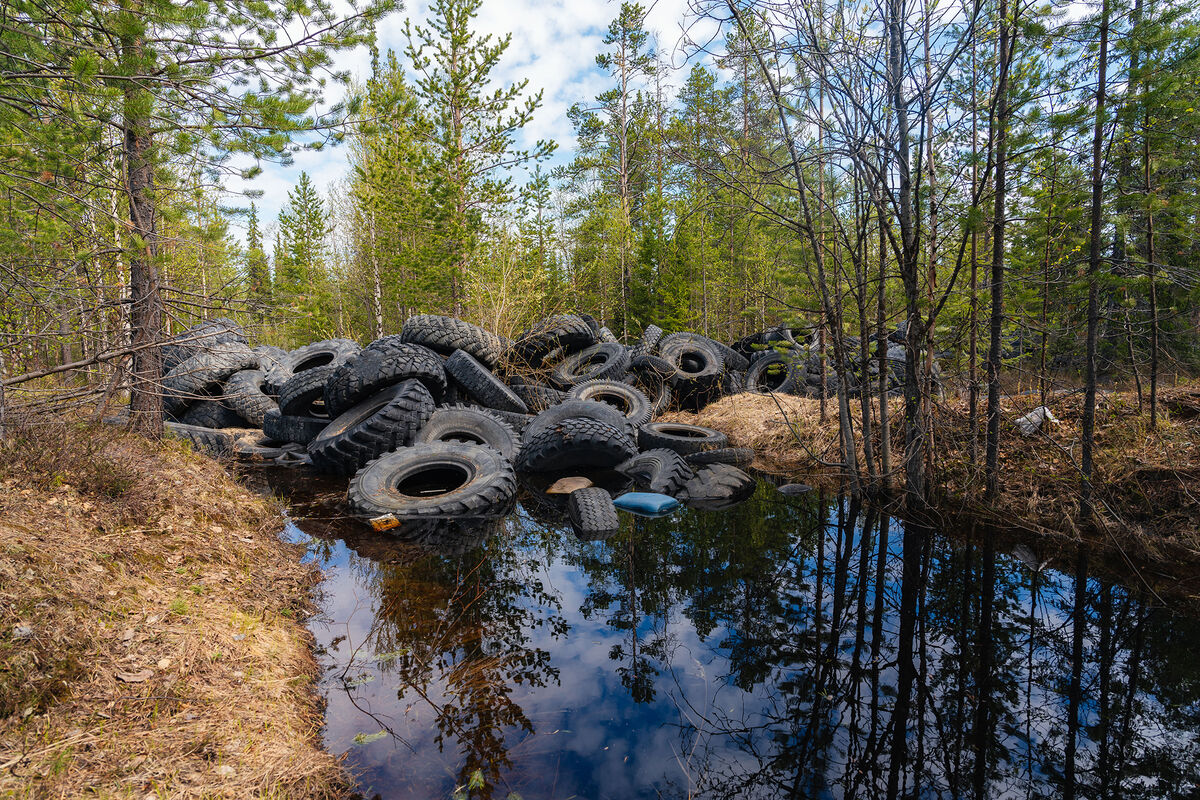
top-left (0, 421), bottom-right (346, 799)
top-left (664, 384), bottom-right (1200, 561)
top-left (661, 392), bottom-right (874, 478)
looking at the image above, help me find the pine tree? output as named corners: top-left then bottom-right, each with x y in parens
top-left (561, 2), bottom-right (656, 336)
top-left (276, 172), bottom-right (332, 342)
top-left (245, 203), bottom-right (272, 313)
top-left (404, 0), bottom-right (555, 317)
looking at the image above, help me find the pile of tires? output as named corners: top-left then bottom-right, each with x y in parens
top-left (732, 323), bottom-right (940, 396)
top-left (155, 313), bottom-right (770, 535)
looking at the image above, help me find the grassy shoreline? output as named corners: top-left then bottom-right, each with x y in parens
top-left (663, 380), bottom-right (1200, 569)
top-left (0, 423), bottom-right (346, 798)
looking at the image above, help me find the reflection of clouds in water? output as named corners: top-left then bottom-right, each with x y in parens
top-left (273, 474), bottom-right (1200, 800)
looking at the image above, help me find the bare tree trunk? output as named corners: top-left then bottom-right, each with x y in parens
top-left (1082, 0), bottom-right (1111, 518)
top-left (985, 0), bottom-right (1014, 497)
top-left (122, 19), bottom-right (165, 436)
top-left (1064, 548), bottom-right (1088, 800)
top-left (878, 213), bottom-right (891, 478)
top-left (968, 37), bottom-right (980, 466)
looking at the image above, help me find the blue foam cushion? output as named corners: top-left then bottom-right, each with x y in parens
top-left (613, 492), bottom-right (680, 516)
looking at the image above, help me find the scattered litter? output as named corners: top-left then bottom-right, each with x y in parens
top-left (547, 476), bottom-right (594, 494)
top-left (778, 483), bottom-right (813, 495)
top-left (1015, 406), bottom-right (1059, 437)
top-left (115, 669), bottom-right (153, 683)
top-left (12, 624), bottom-right (33, 639)
top-left (215, 765), bottom-right (235, 778)
top-left (369, 513), bottom-right (401, 532)
top-left (613, 492), bottom-right (679, 516)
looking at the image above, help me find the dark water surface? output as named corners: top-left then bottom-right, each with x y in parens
top-left (251, 468), bottom-right (1200, 800)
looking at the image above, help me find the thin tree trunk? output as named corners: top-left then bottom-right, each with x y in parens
top-left (1082, 0), bottom-right (1111, 518)
top-left (122, 13), bottom-right (165, 435)
top-left (1064, 548), bottom-right (1088, 800)
top-left (878, 213), bottom-right (891, 478)
top-left (985, 0), bottom-right (1014, 497)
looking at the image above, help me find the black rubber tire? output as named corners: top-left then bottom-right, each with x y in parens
top-left (685, 447), bottom-right (754, 467)
top-left (445, 350), bottom-right (528, 413)
top-left (224, 369), bottom-right (278, 427)
top-left (263, 408), bottom-right (329, 445)
top-left (278, 364), bottom-right (338, 418)
top-left (509, 382), bottom-right (569, 412)
top-left (233, 431), bottom-right (289, 461)
top-left (566, 380), bottom-right (652, 427)
top-left (515, 416), bottom-right (637, 473)
top-left (598, 326), bottom-right (618, 343)
top-left (679, 464), bottom-right (757, 509)
top-left (162, 318), bottom-right (247, 372)
top-left (264, 338), bottom-right (361, 395)
top-left (633, 324), bottom-right (663, 357)
top-left (162, 342), bottom-right (258, 416)
top-left (637, 422), bottom-right (728, 455)
top-left (307, 380), bottom-right (435, 475)
top-left (551, 342), bottom-right (631, 388)
top-left (486, 408), bottom-right (535, 433)
top-left (324, 341), bottom-right (446, 416)
top-left (510, 314), bottom-right (596, 366)
top-left (630, 353), bottom-right (675, 378)
top-left (712, 339), bottom-right (750, 372)
top-left (658, 333), bottom-right (726, 385)
top-left (414, 404), bottom-right (521, 461)
top-left (724, 370), bottom-right (747, 395)
top-left (568, 487), bottom-right (620, 537)
top-left (178, 399), bottom-right (245, 429)
top-left (745, 351), bottom-right (801, 394)
top-left (348, 442), bottom-right (517, 519)
top-left (252, 345), bottom-right (290, 373)
top-left (577, 313), bottom-right (602, 340)
top-left (522, 399), bottom-right (635, 444)
top-left (626, 368), bottom-right (672, 416)
top-left (399, 314), bottom-right (505, 368)
top-left (164, 421), bottom-right (235, 457)
top-left (730, 331), bottom-right (763, 359)
top-left (615, 448), bottom-right (694, 496)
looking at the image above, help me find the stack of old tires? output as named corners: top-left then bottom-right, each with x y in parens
top-left (733, 322), bottom-right (938, 396)
top-left (157, 313), bottom-right (762, 538)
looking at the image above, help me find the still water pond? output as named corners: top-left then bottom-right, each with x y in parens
top-left (256, 470), bottom-right (1200, 800)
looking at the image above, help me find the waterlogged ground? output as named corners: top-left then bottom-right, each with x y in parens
top-left (254, 469), bottom-right (1200, 800)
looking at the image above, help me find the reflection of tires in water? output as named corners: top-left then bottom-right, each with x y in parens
top-left (568, 487), bottom-right (620, 539)
top-left (348, 442), bottom-right (516, 519)
top-left (615, 448), bottom-right (694, 496)
top-left (411, 516), bottom-right (506, 556)
top-left (678, 464), bottom-right (757, 510)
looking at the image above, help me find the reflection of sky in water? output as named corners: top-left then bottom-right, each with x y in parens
top-left (275, 482), bottom-right (1200, 800)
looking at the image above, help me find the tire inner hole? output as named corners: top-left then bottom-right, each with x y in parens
top-left (396, 465), bottom-right (470, 497)
top-left (293, 352), bottom-right (335, 372)
top-left (679, 353), bottom-right (705, 373)
top-left (596, 393), bottom-right (631, 412)
top-left (664, 426), bottom-right (709, 438)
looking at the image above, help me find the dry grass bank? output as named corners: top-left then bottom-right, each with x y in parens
top-left (0, 421), bottom-right (346, 798)
top-left (665, 382), bottom-right (1200, 558)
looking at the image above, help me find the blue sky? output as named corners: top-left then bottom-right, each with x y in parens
top-left (228, 0), bottom-right (716, 241)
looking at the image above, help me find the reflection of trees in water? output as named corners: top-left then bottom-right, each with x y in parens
top-left (348, 517), bottom-right (569, 799)
top-left (570, 485), bottom-right (1200, 798)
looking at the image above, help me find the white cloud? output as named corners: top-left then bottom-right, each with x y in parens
top-left (229, 0), bottom-right (709, 242)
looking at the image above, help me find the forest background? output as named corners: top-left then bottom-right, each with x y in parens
top-left (2, 0), bottom-right (1199, 509)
